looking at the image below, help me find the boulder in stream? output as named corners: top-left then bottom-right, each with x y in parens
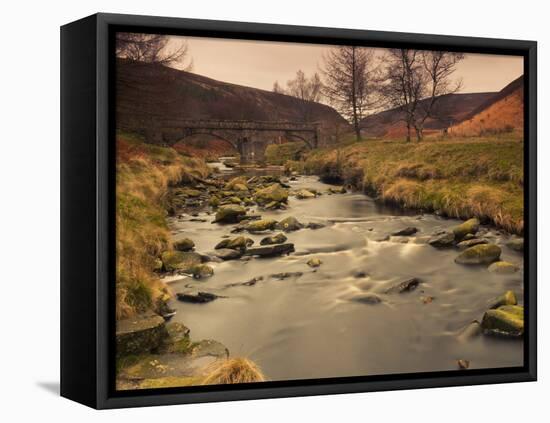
top-left (213, 205), bottom-right (247, 223)
top-left (481, 305), bottom-right (524, 337)
top-left (307, 257), bottom-right (322, 267)
top-left (260, 233), bottom-right (287, 245)
top-left (244, 243), bottom-right (295, 257)
top-left (245, 218), bottom-right (278, 233)
top-left (488, 261), bottom-right (520, 274)
top-left (487, 290), bottom-right (517, 309)
top-left (215, 236), bottom-right (254, 251)
top-left (295, 189), bottom-right (316, 199)
top-left (385, 277), bottom-right (422, 294)
top-left (176, 291), bottom-right (220, 304)
top-left (352, 294), bottom-right (382, 305)
top-left (428, 231), bottom-right (455, 248)
top-left (391, 227), bottom-right (418, 236)
top-left (214, 248), bottom-right (243, 260)
top-left (277, 216), bottom-right (303, 232)
top-left (190, 264), bottom-right (214, 279)
top-left (456, 238), bottom-right (488, 250)
top-left (253, 183), bottom-right (288, 205)
top-left (452, 218), bottom-right (480, 240)
top-left (173, 237), bottom-right (195, 252)
top-left (455, 244), bottom-right (501, 265)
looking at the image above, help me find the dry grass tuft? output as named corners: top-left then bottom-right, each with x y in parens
top-left (201, 358), bottom-right (266, 385)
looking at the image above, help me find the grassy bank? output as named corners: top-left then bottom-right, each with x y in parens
top-left (116, 131), bottom-right (209, 320)
top-left (296, 134), bottom-right (524, 234)
top-left (265, 141), bottom-right (307, 165)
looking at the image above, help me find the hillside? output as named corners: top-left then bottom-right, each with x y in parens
top-left (449, 75), bottom-right (524, 136)
top-left (360, 92), bottom-right (495, 138)
top-left (116, 59), bottom-right (348, 139)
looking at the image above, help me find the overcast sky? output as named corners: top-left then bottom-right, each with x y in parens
top-left (166, 35), bottom-right (523, 94)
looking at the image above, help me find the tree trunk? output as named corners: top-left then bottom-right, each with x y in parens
top-left (406, 122), bottom-right (411, 142)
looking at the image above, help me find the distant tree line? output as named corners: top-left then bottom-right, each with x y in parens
top-left (274, 48), bottom-right (464, 142)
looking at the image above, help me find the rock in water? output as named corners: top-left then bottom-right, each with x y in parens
top-left (116, 314), bottom-right (167, 356)
top-left (173, 237), bottom-right (195, 251)
top-left (295, 189), bottom-right (316, 199)
top-left (391, 227), bottom-right (418, 236)
top-left (457, 359), bottom-right (470, 370)
top-left (506, 238), bottom-right (524, 252)
top-left (352, 294), bottom-right (382, 305)
top-left (385, 277), bottom-right (422, 294)
top-left (190, 264), bottom-right (214, 279)
top-left (307, 258), bottom-right (322, 267)
top-left (487, 290), bottom-right (517, 309)
top-left (452, 218), bottom-right (480, 240)
top-left (214, 248), bottom-right (243, 260)
top-left (428, 232), bottom-right (455, 248)
top-left (456, 238), bottom-right (488, 250)
top-left (277, 216), bottom-right (303, 232)
top-left (224, 176), bottom-right (248, 191)
top-left (488, 261), bottom-right (520, 274)
top-left (481, 305), bottom-right (524, 337)
top-left (176, 291), bottom-right (220, 303)
top-left (213, 205), bottom-right (247, 223)
top-left (455, 244), bottom-right (501, 265)
top-left (457, 320), bottom-right (482, 342)
top-left (253, 183), bottom-right (288, 205)
top-left (260, 233), bottom-right (287, 245)
top-left (245, 219), bottom-right (278, 233)
top-left (161, 251), bottom-right (203, 272)
top-left (244, 243), bottom-right (295, 257)
top-left (215, 236), bottom-right (254, 251)
top-left (306, 222), bottom-right (325, 230)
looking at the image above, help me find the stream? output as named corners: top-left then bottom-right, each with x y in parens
top-left (164, 160), bottom-right (524, 382)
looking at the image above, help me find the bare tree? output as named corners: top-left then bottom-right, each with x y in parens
top-left (414, 51), bottom-right (464, 139)
top-left (383, 49), bottom-right (463, 141)
top-left (322, 46), bottom-right (380, 141)
top-left (272, 80), bottom-right (285, 94)
top-left (116, 33), bottom-right (193, 69)
top-left (285, 70), bottom-right (323, 121)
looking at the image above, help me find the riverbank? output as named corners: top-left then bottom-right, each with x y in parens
top-left (284, 135), bottom-right (524, 234)
top-left (116, 131), bottom-right (210, 320)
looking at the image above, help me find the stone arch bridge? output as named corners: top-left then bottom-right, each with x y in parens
top-left (137, 119), bottom-right (321, 164)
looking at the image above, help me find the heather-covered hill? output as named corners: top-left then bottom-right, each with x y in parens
top-left (359, 92), bottom-right (495, 138)
top-left (116, 59), bottom-right (348, 133)
top-left (449, 75), bottom-right (524, 136)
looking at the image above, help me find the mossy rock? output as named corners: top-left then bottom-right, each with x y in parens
top-left (161, 251), bottom-right (203, 272)
top-left (487, 290), bottom-right (518, 309)
top-left (208, 196), bottom-right (220, 208)
top-left (456, 238), bottom-right (488, 250)
top-left (307, 258), bottom-right (322, 267)
top-left (215, 236), bottom-right (254, 251)
top-left (225, 176), bottom-right (248, 191)
top-left (213, 205), bottom-right (246, 223)
top-left (260, 233), bottom-right (287, 245)
top-left (173, 237), bottom-right (195, 252)
top-left (254, 183), bottom-right (288, 205)
top-left (455, 244), bottom-right (501, 265)
top-left (277, 216), bottom-right (303, 232)
top-left (245, 219), bottom-right (278, 233)
top-left (158, 322), bottom-right (192, 354)
top-left (327, 186), bottom-right (347, 194)
top-left (481, 305), bottom-right (524, 337)
top-left (181, 188), bottom-right (202, 198)
top-left (152, 258), bottom-right (164, 272)
top-left (428, 232), bottom-right (455, 248)
top-left (228, 196), bottom-right (242, 204)
top-left (507, 238), bottom-right (524, 252)
top-left (190, 264), bottom-right (214, 279)
top-left (116, 314), bottom-right (167, 357)
top-left (452, 218), bottom-right (480, 240)
top-left (488, 261), bottom-right (520, 274)
top-left (191, 339), bottom-right (229, 358)
top-left (295, 189), bottom-right (316, 199)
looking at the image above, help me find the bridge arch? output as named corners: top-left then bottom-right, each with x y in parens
top-left (176, 130), bottom-right (239, 152)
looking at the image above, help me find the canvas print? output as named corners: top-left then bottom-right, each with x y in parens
top-left (114, 32), bottom-right (525, 391)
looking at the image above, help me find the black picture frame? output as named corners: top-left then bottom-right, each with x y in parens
top-left (60, 12), bottom-right (537, 409)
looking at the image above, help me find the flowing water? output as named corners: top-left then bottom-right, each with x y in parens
top-left (165, 163), bottom-right (524, 382)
